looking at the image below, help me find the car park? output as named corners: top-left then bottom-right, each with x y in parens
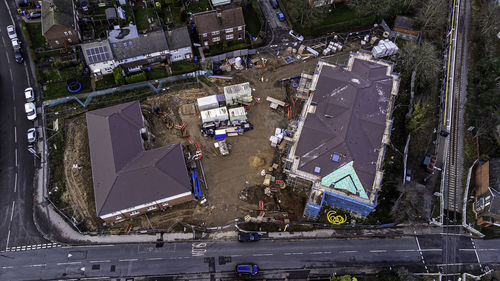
top-left (289, 30), bottom-right (304, 41)
top-left (11, 38), bottom-right (22, 50)
top-left (14, 49), bottom-right (23, 63)
top-left (27, 11), bottom-right (41, 19)
top-left (235, 264), bottom-right (258, 275)
top-left (27, 128), bottom-right (37, 143)
top-left (7, 25), bottom-right (17, 39)
top-left (24, 102), bottom-right (36, 120)
top-left (24, 87), bottom-right (35, 102)
top-left (238, 232), bottom-right (260, 242)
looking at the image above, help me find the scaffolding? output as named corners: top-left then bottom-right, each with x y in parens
top-left (296, 73), bottom-right (313, 100)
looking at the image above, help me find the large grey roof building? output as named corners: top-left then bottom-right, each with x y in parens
top-left (86, 101), bottom-right (192, 222)
top-left (286, 52), bottom-right (399, 217)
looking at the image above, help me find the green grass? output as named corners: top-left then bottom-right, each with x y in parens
top-left (59, 66), bottom-right (83, 80)
top-left (23, 22), bottom-right (47, 49)
top-left (208, 41), bottom-right (249, 56)
top-left (171, 60), bottom-right (199, 75)
top-left (146, 67), bottom-right (168, 80)
top-left (184, 0), bottom-right (210, 14)
top-left (134, 5), bottom-right (149, 31)
top-left (244, 1), bottom-right (262, 36)
top-left (44, 82), bottom-right (70, 100)
top-left (95, 74), bottom-right (117, 90)
top-left (42, 69), bottom-right (61, 83)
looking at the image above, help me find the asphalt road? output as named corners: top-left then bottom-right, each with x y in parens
top-left (0, 0), bottom-right (47, 251)
top-left (0, 235), bottom-right (498, 280)
top-left (258, 0), bottom-right (296, 45)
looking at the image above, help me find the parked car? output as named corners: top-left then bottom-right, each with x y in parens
top-left (235, 264), bottom-right (258, 275)
top-left (27, 128), bottom-right (37, 143)
top-left (24, 102), bottom-right (36, 120)
top-left (270, 0), bottom-right (278, 9)
top-left (6, 25), bottom-right (17, 39)
top-left (24, 87), bottom-right (34, 102)
top-left (289, 30), bottom-right (304, 41)
top-left (238, 232), bottom-right (260, 242)
top-left (27, 11), bottom-right (41, 19)
top-left (11, 38), bottom-right (21, 50)
top-left (14, 49), bottom-right (23, 63)
top-left (276, 11), bottom-right (285, 22)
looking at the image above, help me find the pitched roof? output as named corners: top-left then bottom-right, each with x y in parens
top-left (295, 58), bottom-right (394, 199)
top-left (80, 40), bottom-right (114, 65)
top-left (86, 101), bottom-right (191, 217)
top-left (488, 159), bottom-right (500, 214)
top-left (166, 26), bottom-right (192, 50)
top-left (41, 0), bottom-right (76, 34)
top-left (110, 30), bottom-right (169, 61)
top-left (193, 7), bottom-right (245, 34)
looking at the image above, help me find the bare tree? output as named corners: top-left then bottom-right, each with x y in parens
top-left (397, 41), bottom-right (441, 88)
top-left (415, 0), bottom-right (447, 40)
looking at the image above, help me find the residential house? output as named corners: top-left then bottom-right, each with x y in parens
top-left (108, 24), bottom-right (169, 72)
top-left (192, 7), bottom-right (245, 47)
top-left (308, 0), bottom-right (346, 8)
top-left (211, 0), bottom-right (231, 6)
top-left (80, 40), bottom-right (115, 76)
top-left (285, 52), bottom-right (399, 217)
top-left (473, 159), bottom-right (500, 227)
top-left (41, 0), bottom-right (80, 48)
top-left (86, 101), bottom-right (192, 223)
top-left (165, 26), bottom-right (193, 63)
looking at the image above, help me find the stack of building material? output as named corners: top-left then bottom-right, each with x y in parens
top-left (197, 95), bottom-right (219, 111)
top-left (372, 39), bottom-right (399, 58)
top-left (269, 128), bottom-right (285, 147)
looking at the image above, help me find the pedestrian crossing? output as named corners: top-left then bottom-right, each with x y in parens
top-left (4, 242), bottom-right (61, 252)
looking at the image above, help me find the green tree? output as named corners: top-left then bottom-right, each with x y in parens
top-left (348, 0), bottom-right (418, 20)
top-left (331, 275), bottom-right (357, 281)
top-left (406, 101), bottom-right (430, 134)
top-left (112, 67), bottom-right (125, 85)
top-left (396, 41), bottom-right (441, 88)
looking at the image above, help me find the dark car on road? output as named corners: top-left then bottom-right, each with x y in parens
top-left (238, 232), bottom-right (260, 242)
top-left (236, 264), bottom-right (258, 275)
top-left (14, 49), bottom-right (23, 63)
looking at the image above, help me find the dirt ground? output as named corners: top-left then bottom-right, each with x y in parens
top-left (61, 50), bottom-right (353, 232)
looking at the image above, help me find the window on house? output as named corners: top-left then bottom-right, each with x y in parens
top-left (68, 31), bottom-right (72, 35)
top-left (204, 41), bottom-right (208, 46)
top-left (64, 31), bottom-right (68, 35)
top-left (211, 31), bottom-right (219, 35)
top-left (212, 36), bottom-right (220, 42)
top-left (67, 38), bottom-right (72, 43)
top-left (238, 26), bottom-right (242, 31)
top-left (130, 211), bottom-right (140, 216)
top-left (146, 206), bottom-right (157, 211)
top-left (202, 33), bottom-right (207, 37)
top-left (162, 202), bottom-right (169, 207)
top-left (115, 215), bottom-right (122, 220)
top-left (225, 28), bottom-right (233, 33)
top-left (226, 34), bottom-right (234, 40)
top-left (238, 33), bottom-right (242, 40)
top-left (55, 40), bottom-right (60, 45)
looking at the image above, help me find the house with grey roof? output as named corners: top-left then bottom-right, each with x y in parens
top-left (165, 26), bottom-right (193, 63)
top-left (41, 0), bottom-right (80, 48)
top-left (193, 6), bottom-right (245, 47)
top-left (108, 25), bottom-right (169, 72)
top-left (285, 52), bottom-right (399, 217)
top-left (86, 101), bottom-right (192, 223)
top-left (473, 159), bottom-right (500, 227)
top-left (80, 40), bottom-right (115, 75)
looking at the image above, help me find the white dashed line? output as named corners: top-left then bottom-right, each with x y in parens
top-left (14, 127), bottom-right (17, 143)
top-left (57, 262), bottom-right (81, 265)
top-left (119, 259), bottom-right (138, 262)
top-left (311, 252), bottom-right (324, 255)
top-left (145, 257), bottom-right (164, 261)
top-left (24, 264), bottom-right (45, 268)
top-left (369, 250), bottom-right (387, 253)
top-left (339, 250), bottom-right (357, 254)
top-left (2, 266), bottom-right (13, 269)
top-left (230, 254), bottom-right (242, 257)
top-left (5, 230), bottom-right (11, 250)
top-left (252, 253), bottom-right (273, 257)
top-left (14, 149), bottom-right (17, 166)
top-left (10, 201), bottom-right (15, 221)
top-left (14, 173), bottom-right (17, 193)
top-left (90, 260), bottom-right (110, 263)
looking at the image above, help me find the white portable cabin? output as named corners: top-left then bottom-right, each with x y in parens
top-left (224, 82), bottom-right (252, 106)
top-left (229, 107), bottom-right (247, 122)
top-left (200, 106), bottom-right (229, 123)
top-left (197, 95), bottom-right (219, 111)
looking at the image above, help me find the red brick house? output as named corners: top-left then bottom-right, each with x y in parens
top-left (192, 6), bottom-right (245, 47)
top-left (41, 0), bottom-right (80, 48)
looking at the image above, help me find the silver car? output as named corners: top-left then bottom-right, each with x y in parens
top-left (27, 128), bottom-right (37, 143)
top-left (7, 25), bottom-right (17, 39)
top-left (24, 87), bottom-right (34, 102)
top-left (24, 102), bottom-right (37, 120)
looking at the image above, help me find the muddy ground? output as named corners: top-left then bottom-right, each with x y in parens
top-left (61, 51), bottom-right (352, 232)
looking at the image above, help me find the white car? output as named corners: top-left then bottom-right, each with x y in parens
top-left (24, 102), bottom-right (37, 120)
top-left (24, 87), bottom-right (34, 102)
top-left (11, 38), bottom-right (21, 50)
top-left (7, 25), bottom-right (17, 39)
top-left (27, 128), bottom-right (37, 143)
top-left (289, 30), bottom-right (304, 41)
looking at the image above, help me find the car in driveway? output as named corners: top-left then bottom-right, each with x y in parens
top-left (276, 11), bottom-right (285, 22)
top-left (289, 30), bottom-right (304, 41)
top-left (24, 87), bottom-right (35, 102)
top-left (24, 102), bottom-right (37, 120)
top-left (14, 49), bottom-right (23, 63)
top-left (238, 232), bottom-right (260, 242)
top-left (27, 128), bottom-right (37, 143)
top-left (236, 264), bottom-right (258, 275)
top-left (7, 25), bottom-right (17, 39)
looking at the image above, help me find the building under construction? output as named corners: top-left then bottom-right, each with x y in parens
top-left (283, 52), bottom-right (400, 218)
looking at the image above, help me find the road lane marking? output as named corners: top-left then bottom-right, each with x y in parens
top-left (5, 230), bottom-right (11, 250)
top-left (90, 260), bottom-right (110, 263)
top-left (14, 127), bottom-right (17, 143)
top-left (145, 257), bottom-right (164, 261)
top-left (230, 254), bottom-right (242, 257)
top-left (2, 266), bottom-right (14, 269)
top-left (339, 250), bottom-right (357, 254)
top-left (119, 259), bottom-right (138, 262)
top-left (369, 250), bottom-right (387, 253)
top-left (252, 253), bottom-right (273, 257)
top-left (10, 201), bottom-right (15, 221)
top-left (14, 173), bottom-right (17, 193)
top-left (24, 264), bottom-right (45, 267)
top-left (471, 237), bottom-right (482, 269)
top-left (57, 262), bottom-right (81, 265)
top-left (311, 252), bottom-right (324, 255)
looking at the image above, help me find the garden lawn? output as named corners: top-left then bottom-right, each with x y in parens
top-left (171, 60), bottom-right (199, 75)
top-left (23, 22), bottom-right (47, 48)
top-left (146, 67), bottom-right (168, 80)
top-left (95, 74), bottom-right (117, 90)
top-left (184, 0), bottom-right (210, 14)
top-left (134, 5), bottom-right (149, 31)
